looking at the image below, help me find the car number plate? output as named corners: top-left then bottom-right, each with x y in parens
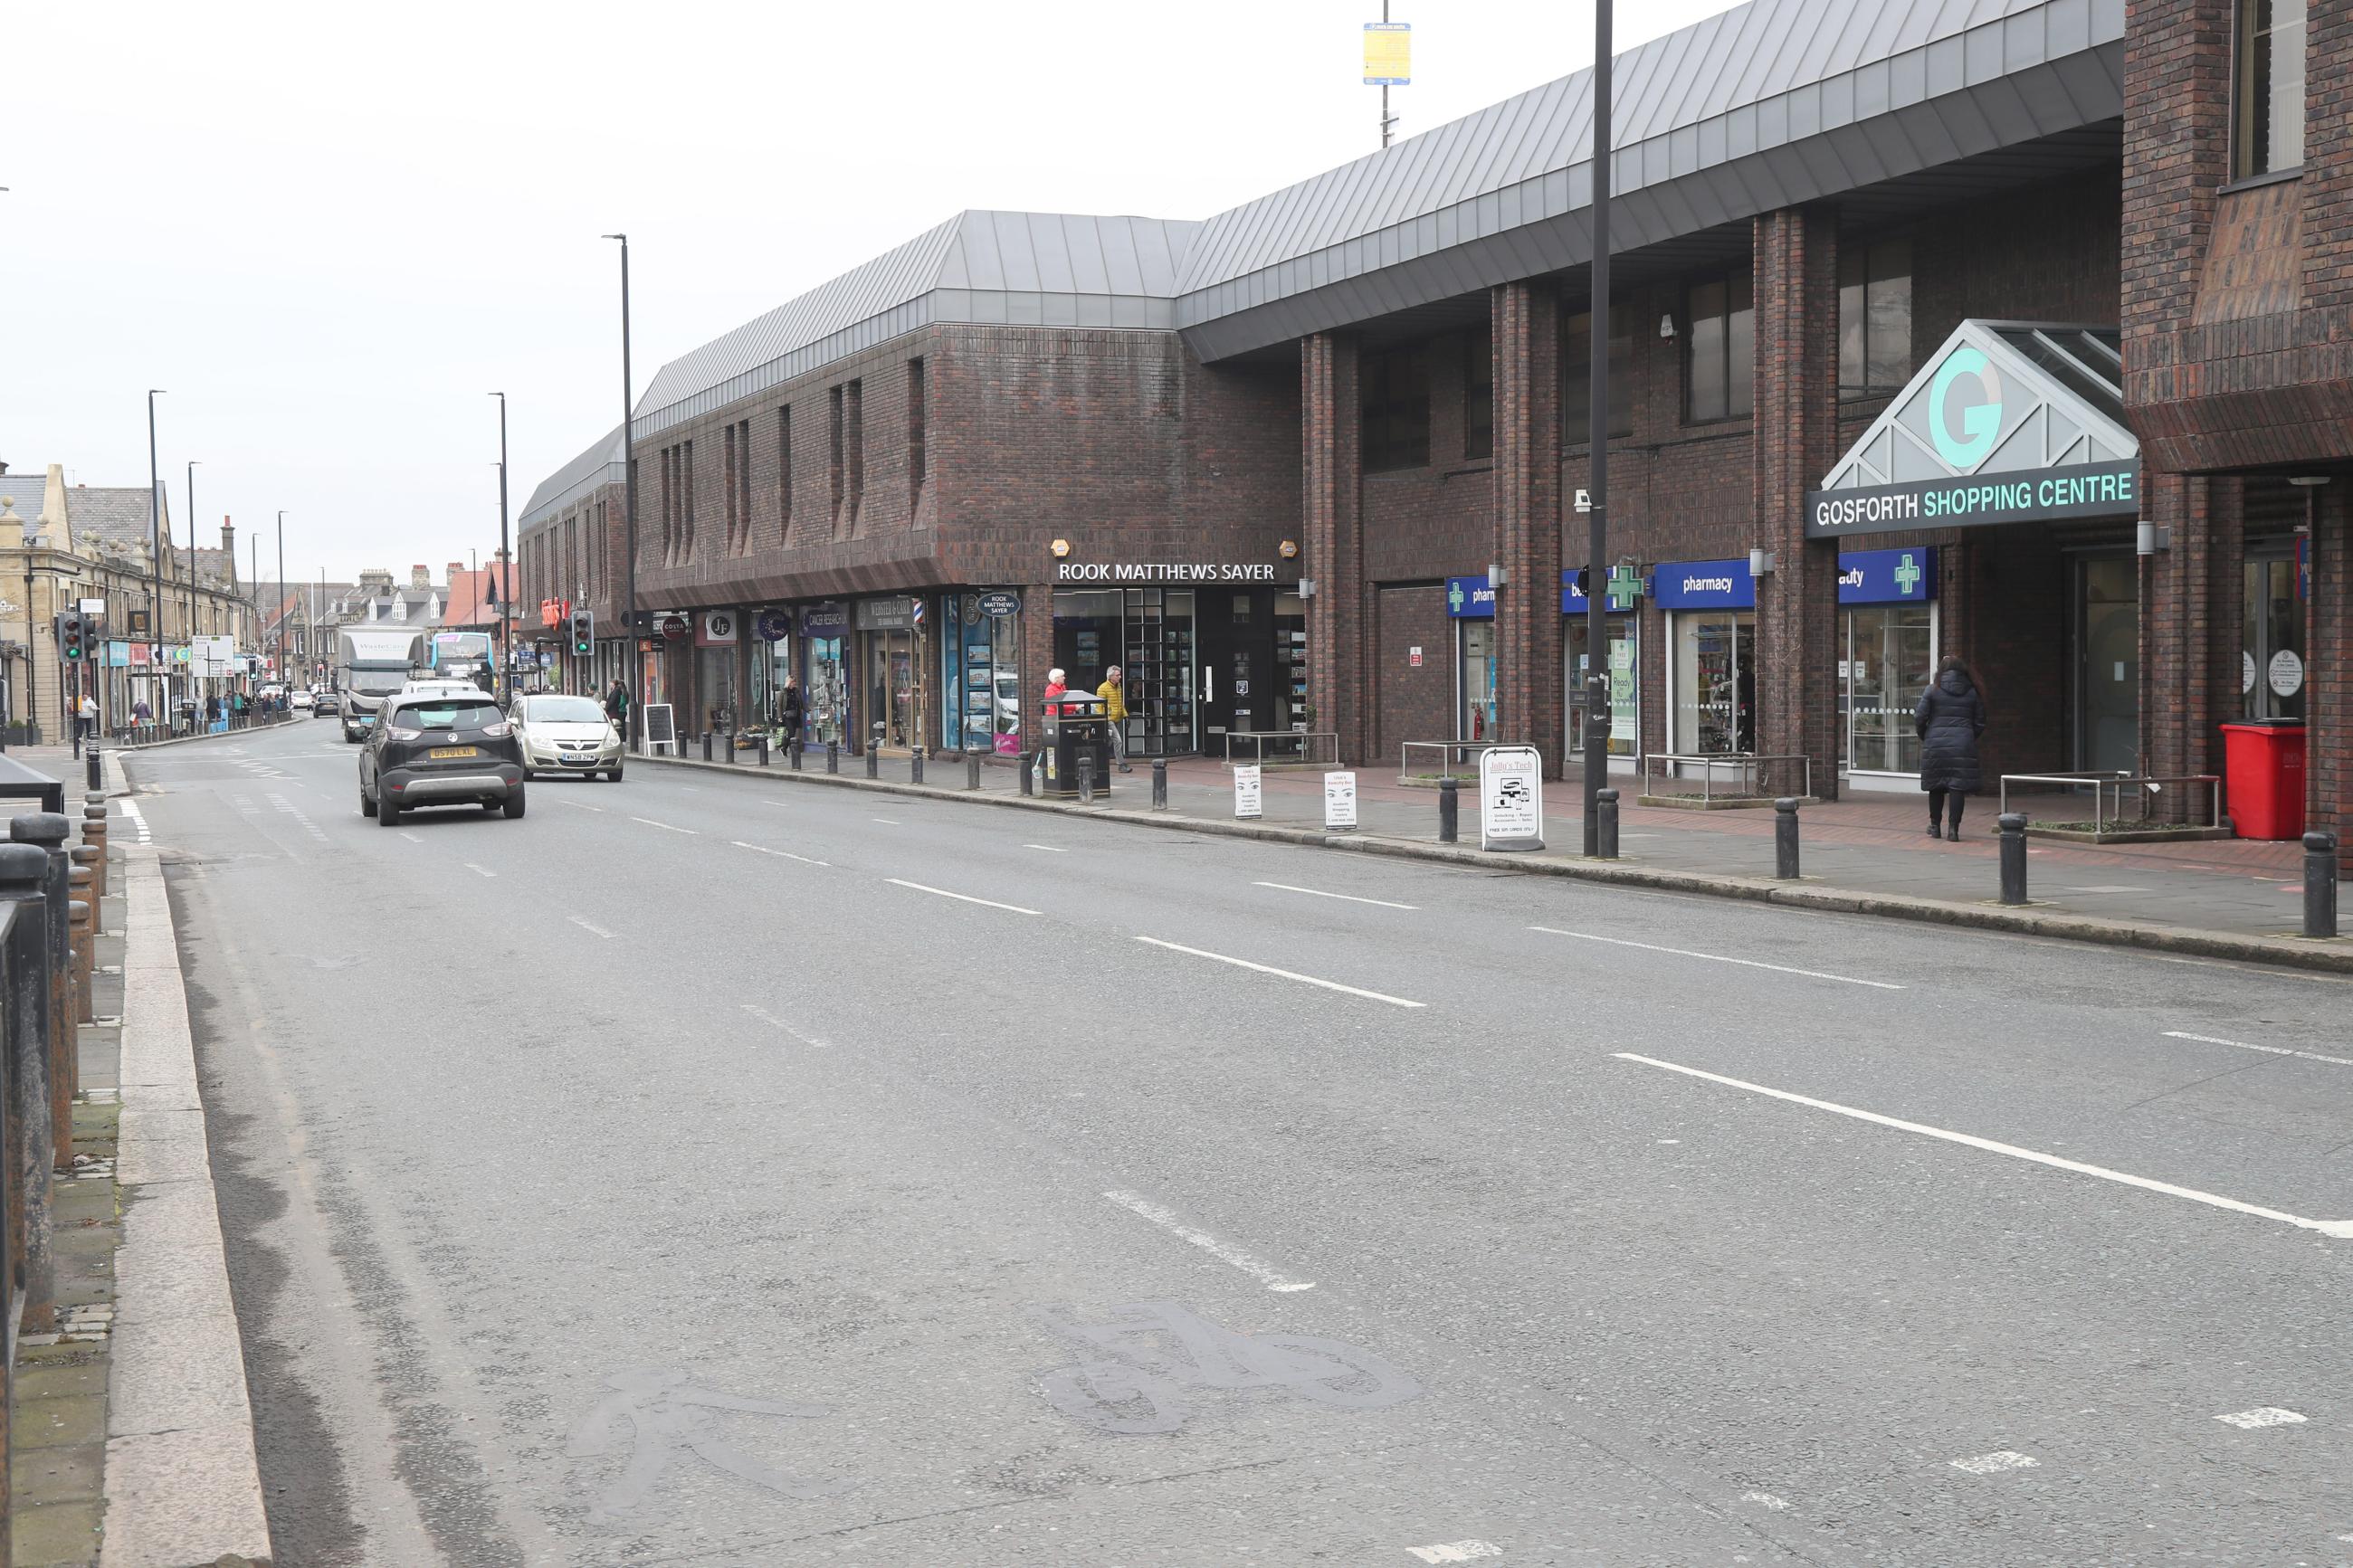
top-left (428, 746), bottom-right (477, 759)
top-left (558, 755), bottom-right (597, 766)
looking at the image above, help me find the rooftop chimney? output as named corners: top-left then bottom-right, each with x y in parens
top-left (222, 518), bottom-right (237, 586)
top-left (410, 564), bottom-right (430, 589)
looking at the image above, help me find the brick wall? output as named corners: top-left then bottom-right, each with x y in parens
top-left (1372, 584), bottom-right (1452, 764)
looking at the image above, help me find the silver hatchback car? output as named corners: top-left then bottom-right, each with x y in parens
top-left (510, 692), bottom-right (624, 781)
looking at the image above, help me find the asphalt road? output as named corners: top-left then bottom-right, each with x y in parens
top-left (127, 718), bottom-right (2353, 1566)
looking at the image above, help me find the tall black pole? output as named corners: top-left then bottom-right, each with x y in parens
top-left (1581, 0), bottom-right (1613, 856)
top-left (147, 388), bottom-right (166, 730)
top-left (605, 233), bottom-right (639, 750)
top-left (276, 508), bottom-right (286, 689)
top-left (491, 392), bottom-right (511, 704)
top-left (186, 461), bottom-right (201, 697)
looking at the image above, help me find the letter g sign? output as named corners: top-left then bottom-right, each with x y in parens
top-left (1929, 346), bottom-right (2003, 469)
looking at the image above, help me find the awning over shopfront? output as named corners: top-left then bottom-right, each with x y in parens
top-left (1806, 321), bottom-right (2136, 540)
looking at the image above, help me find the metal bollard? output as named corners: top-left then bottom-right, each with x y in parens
top-left (1020, 751), bottom-right (1034, 796)
top-left (911, 746), bottom-right (925, 786)
top-left (825, 741), bottom-right (839, 774)
top-left (1998, 813), bottom-right (2030, 906)
top-left (1079, 752), bottom-right (1095, 804)
top-left (757, 735), bottom-right (769, 768)
top-left (1774, 797), bottom-right (1801, 879)
top-left (85, 746), bottom-right (100, 792)
top-left (701, 731), bottom-right (713, 763)
top-left (1596, 787), bottom-right (1619, 860)
top-left (791, 740), bottom-right (804, 772)
top-left (1438, 776), bottom-right (1459, 842)
top-left (0, 841), bottom-right (56, 1331)
top-left (1151, 756), bottom-right (1167, 811)
top-left (68, 867), bottom-right (93, 1024)
top-left (865, 742), bottom-right (879, 779)
top-left (2304, 831), bottom-right (2339, 939)
top-left (967, 752), bottom-right (982, 791)
top-left (81, 803), bottom-right (108, 900)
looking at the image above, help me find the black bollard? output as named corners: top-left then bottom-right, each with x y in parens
top-left (1998, 813), bottom-right (2029, 905)
top-left (1151, 756), bottom-right (1167, 811)
top-left (911, 746), bottom-right (925, 786)
top-left (790, 740), bottom-right (804, 772)
top-left (85, 746), bottom-right (100, 792)
top-left (1020, 751), bottom-right (1035, 796)
top-left (825, 741), bottom-right (839, 774)
top-left (864, 741), bottom-right (879, 779)
top-left (1437, 776), bottom-right (1459, 842)
top-left (1774, 797), bottom-right (1801, 879)
top-left (1079, 752), bottom-right (1095, 804)
top-left (2305, 831), bottom-right (2339, 940)
top-left (757, 735), bottom-right (769, 768)
top-left (701, 731), bottom-right (712, 762)
top-left (1596, 787), bottom-right (1619, 860)
top-left (967, 752), bottom-right (981, 791)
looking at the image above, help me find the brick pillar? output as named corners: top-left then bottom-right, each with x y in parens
top-left (2140, 472), bottom-right (2235, 817)
top-left (1021, 578), bottom-right (1055, 755)
top-left (2309, 481), bottom-right (2350, 861)
top-left (1301, 333), bottom-right (1367, 763)
top-left (1492, 280), bottom-right (1564, 775)
top-left (1751, 207), bottom-right (1841, 799)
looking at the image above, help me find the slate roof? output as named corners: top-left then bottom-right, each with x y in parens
top-left (632, 212), bottom-right (1200, 439)
top-left (520, 424), bottom-right (627, 529)
top-left (59, 485), bottom-right (163, 556)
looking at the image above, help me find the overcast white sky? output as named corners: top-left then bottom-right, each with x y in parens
top-left (9, 0), bottom-right (1726, 583)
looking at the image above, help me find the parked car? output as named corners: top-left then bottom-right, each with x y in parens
top-left (510, 692), bottom-right (624, 781)
top-left (400, 678), bottom-right (486, 699)
top-left (358, 692), bottom-right (525, 823)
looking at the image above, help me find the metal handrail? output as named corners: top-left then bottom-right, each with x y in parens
top-left (1642, 751), bottom-right (1812, 802)
top-left (1399, 739), bottom-right (1529, 783)
top-left (1223, 730), bottom-right (1338, 767)
top-left (1999, 772), bottom-right (2222, 836)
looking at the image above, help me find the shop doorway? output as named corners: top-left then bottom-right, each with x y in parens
top-left (1670, 612), bottom-right (1756, 755)
top-left (2073, 556), bottom-right (2138, 773)
top-left (1566, 613), bottom-right (1639, 766)
top-left (1840, 603), bottom-right (1937, 775)
top-left (804, 633), bottom-right (848, 746)
top-left (1457, 621), bottom-right (1498, 741)
top-left (1196, 590), bottom-right (1277, 750)
top-left (864, 629), bottom-right (914, 747)
top-left (2243, 548), bottom-right (2306, 721)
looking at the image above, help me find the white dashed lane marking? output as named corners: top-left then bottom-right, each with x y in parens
top-left (2164, 1030), bottom-right (2353, 1070)
top-left (884, 879), bottom-right (1038, 916)
top-left (1949, 1450), bottom-right (2039, 1475)
top-left (1532, 927), bottom-right (1902, 989)
top-left (630, 816), bottom-right (697, 835)
top-left (732, 841), bottom-right (828, 867)
top-left (1134, 936), bottom-right (1424, 1009)
top-left (1405, 1542), bottom-right (1501, 1563)
top-left (2215, 1407), bottom-right (2306, 1429)
top-left (1253, 880), bottom-right (1418, 910)
top-left (568, 917), bottom-right (614, 939)
top-left (740, 1003), bottom-right (831, 1048)
top-left (462, 862), bottom-right (496, 879)
top-left (1102, 1189), bottom-right (1314, 1293)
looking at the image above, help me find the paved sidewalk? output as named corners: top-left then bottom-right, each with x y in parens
top-left (654, 744), bottom-right (2336, 947)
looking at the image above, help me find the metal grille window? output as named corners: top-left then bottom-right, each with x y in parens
top-left (734, 419), bottom-right (751, 554)
top-left (1838, 239), bottom-right (1913, 400)
top-left (1463, 329), bottom-right (1492, 461)
top-left (909, 359), bottom-right (927, 499)
top-left (1562, 307), bottom-right (1634, 441)
top-left (827, 386), bottom-right (845, 520)
top-left (1359, 349), bottom-right (1430, 471)
top-left (1685, 273), bottom-right (1754, 423)
top-left (2236, 0), bottom-right (2307, 177)
top-left (844, 379), bottom-right (864, 520)
top-left (776, 405), bottom-right (792, 536)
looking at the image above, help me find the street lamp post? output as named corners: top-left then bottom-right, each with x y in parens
top-left (186, 460), bottom-right (201, 710)
top-left (146, 388), bottom-right (167, 733)
top-left (276, 509), bottom-right (286, 691)
top-left (1581, 0), bottom-right (1615, 856)
top-left (491, 392), bottom-right (510, 705)
top-left (603, 233), bottom-right (639, 751)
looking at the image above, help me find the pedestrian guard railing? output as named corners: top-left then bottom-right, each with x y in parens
top-left (1996, 772), bottom-right (2222, 836)
top-left (1222, 731), bottom-right (1338, 768)
top-left (1398, 740), bottom-right (1534, 784)
top-left (1642, 752), bottom-right (1813, 803)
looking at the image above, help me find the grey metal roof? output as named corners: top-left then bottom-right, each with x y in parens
top-left (632, 211), bottom-right (1201, 440)
top-left (1819, 319), bottom-right (2130, 490)
top-left (1176, 0), bottom-right (2126, 359)
top-left (519, 424), bottom-right (626, 529)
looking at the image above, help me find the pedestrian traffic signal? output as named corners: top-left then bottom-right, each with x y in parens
top-left (56, 612), bottom-right (87, 662)
top-left (569, 609), bottom-right (594, 658)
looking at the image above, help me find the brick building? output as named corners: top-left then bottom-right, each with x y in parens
top-left (520, 0), bottom-right (2350, 849)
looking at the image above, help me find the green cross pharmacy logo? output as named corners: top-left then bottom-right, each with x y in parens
top-left (1894, 553), bottom-right (1922, 595)
top-left (1447, 581), bottom-right (1465, 613)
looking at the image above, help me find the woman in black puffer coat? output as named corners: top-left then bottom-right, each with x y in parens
top-left (1915, 654), bottom-right (1987, 839)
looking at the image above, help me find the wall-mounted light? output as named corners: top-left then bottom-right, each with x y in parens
top-left (1279, 539), bottom-right (1300, 559)
top-left (2135, 520), bottom-right (2173, 556)
top-left (1658, 313), bottom-right (1677, 340)
top-left (1488, 562), bottom-right (1508, 587)
top-left (1298, 578), bottom-right (1319, 599)
top-left (1050, 538), bottom-right (1072, 558)
top-left (1748, 548), bottom-right (1776, 576)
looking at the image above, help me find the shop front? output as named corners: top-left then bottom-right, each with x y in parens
top-left (942, 589), bottom-right (1024, 755)
top-left (798, 602), bottom-right (852, 746)
top-left (1836, 546), bottom-right (1939, 786)
top-left (1049, 570), bottom-right (1302, 756)
top-left (693, 609), bottom-right (742, 734)
top-left (1562, 571), bottom-right (1639, 771)
top-left (1656, 560), bottom-right (1756, 757)
top-left (855, 595), bottom-right (918, 749)
top-left (1444, 575), bottom-right (1497, 742)
top-left (747, 606), bottom-right (795, 732)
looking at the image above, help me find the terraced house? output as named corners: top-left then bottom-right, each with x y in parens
top-left (519, 0), bottom-right (2353, 851)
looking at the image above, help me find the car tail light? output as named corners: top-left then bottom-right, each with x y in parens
top-left (389, 726), bottom-right (423, 741)
top-left (481, 721), bottom-right (511, 737)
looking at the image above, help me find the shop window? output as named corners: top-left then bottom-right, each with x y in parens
top-left (1840, 603), bottom-right (1936, 773)
top-left (827, 386), bottom-right (845, 520)
top-left (1562, 307), bottom-right (1633, 441)
top-left (2235, 0), bottom-right (2307, 178)
top-left (1360, 349), bottom-right (1430, 471)
top-left (1685, 273), bottom-right (1754, 423)
top-left (1838, 239), bottom-right (1913, 400)
top-left (908, 358), bottom-right (927, 499)
top-left (680, 438), bottom-right (695, 561)
top-left (1464, 328), bottom-right (1492, 461)
top-left (2243, 552), bottom-right (2306, 719)
top-left (734, 418), bottom-right (751, 553)
top-left (776, 405), bottom-right (792, 534)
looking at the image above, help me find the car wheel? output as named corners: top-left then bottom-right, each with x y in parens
top-left (360, 785), bottom-right (376, 818)
top-left (605, 765), bottom-right (624, 782)
top-left (502, 786), bottom-right (527, 820)
top-left (377, 795), bottom-right (400, 827)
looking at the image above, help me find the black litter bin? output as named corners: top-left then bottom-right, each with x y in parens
top-left (1038, 692), bottom-right (1113, 799)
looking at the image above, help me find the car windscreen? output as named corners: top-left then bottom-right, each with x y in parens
top-left (395, 700), bottom-right (502, 732)
top-left (528, 697), bottom-right (605, 724)
top-left (348, 670), bottom-right (409, 695)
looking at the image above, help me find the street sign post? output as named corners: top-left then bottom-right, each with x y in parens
top-left (1234, 765), bottom-right (1262, 820)
top-left (1324, 770), bottom-right (1358, 832)
top-left (1479, 745), bottom-right (1544, 852)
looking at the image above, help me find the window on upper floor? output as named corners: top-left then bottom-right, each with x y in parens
top-left (909, 359), bottom-right (927, 499)
top-left (776, 406), bottom-right (792, 532)
top-left (2235, 0), bottom-right (2307, 178)
top-left (1562, 306), bottom-right (1634, 441)
top-left (1463, 329), bottom-right (1492, 461)
top-left (1838, 238), bottom-right (1913, 401)
top-left (1360, 349), bottom-right (1430, 471)
top-left (1685, 272), bottom-right (1754, 423)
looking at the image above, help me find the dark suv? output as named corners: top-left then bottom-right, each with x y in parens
top-left (359, 693), bottom-right (526, 824)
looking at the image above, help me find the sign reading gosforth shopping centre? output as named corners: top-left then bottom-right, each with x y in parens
top-left (1805, 321), bottom-right (2139, 541)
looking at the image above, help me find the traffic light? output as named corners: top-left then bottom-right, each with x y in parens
top-left (56, 612), bottom-right (86, 663)
top-left (569, 609), bottom-right (594, 658)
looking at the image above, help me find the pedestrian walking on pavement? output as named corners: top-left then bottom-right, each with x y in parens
top-left (1096, 665), bottom-right (1131, 772)
top-left (1915, 653), bottom-right (1987, 840)
top-left (132, 698), bottom-right (152, 726)
top-left (79, 693), bottom-right (98, 741)
top-left (777, 679), bottom-right (805, 746)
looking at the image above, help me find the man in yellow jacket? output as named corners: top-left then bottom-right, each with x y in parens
top-left (1096, 665), bottom-right (1131, 773)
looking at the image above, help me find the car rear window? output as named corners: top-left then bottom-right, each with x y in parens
top-left (528, 697), bottom-right (606, 724)
top-left (396, 700), bottom-right (502, 731)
